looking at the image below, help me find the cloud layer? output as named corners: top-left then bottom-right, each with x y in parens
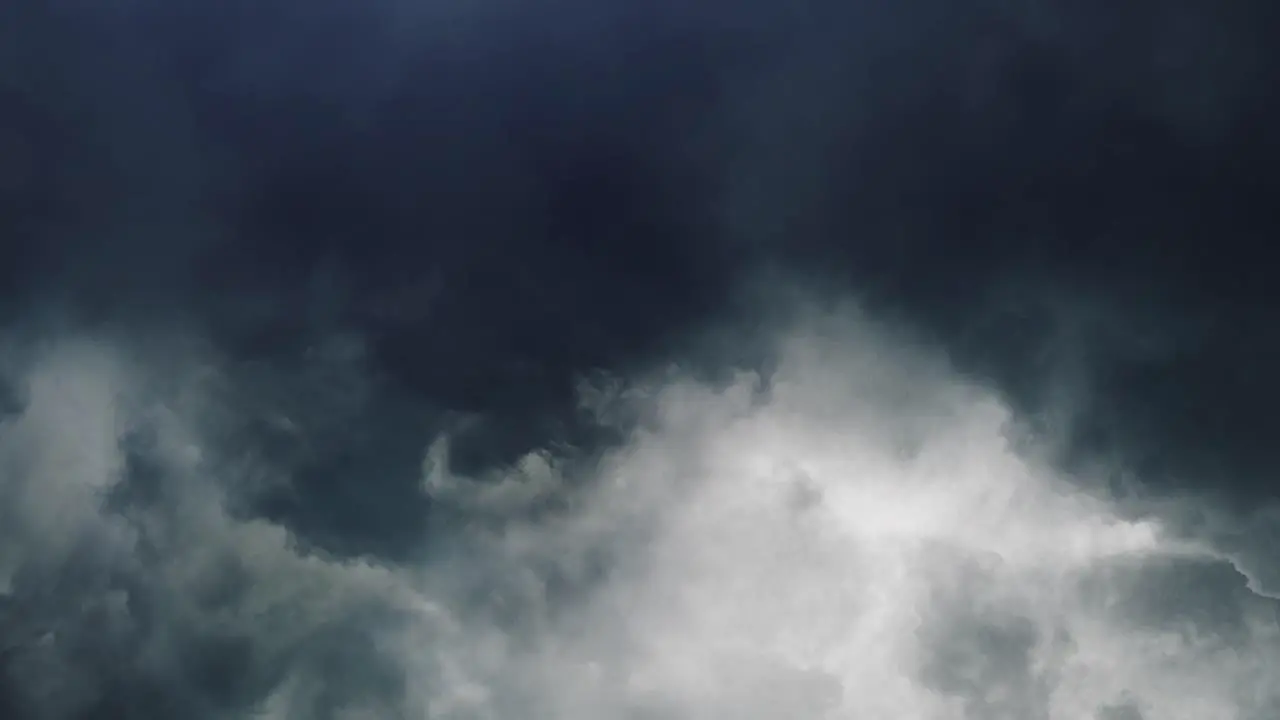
top-left (2, 302), bottom-right (1277, 719)
top-left (4, 2), bottom-right (1279, 718)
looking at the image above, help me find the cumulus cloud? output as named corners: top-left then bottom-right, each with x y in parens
top-left (2, 300), bottom-right (1277, 720)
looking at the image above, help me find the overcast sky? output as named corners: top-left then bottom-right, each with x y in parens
top-left (2, 2), bottom-right (1279, 718)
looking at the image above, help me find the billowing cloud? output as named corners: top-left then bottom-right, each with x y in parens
top-left (2, 300), bottom-right (1277, 719)
top-left (2, 0), bottom-right (1277, 717)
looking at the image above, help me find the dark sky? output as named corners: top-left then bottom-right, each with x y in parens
top-left (2, 1), bottom-right (1279, 718)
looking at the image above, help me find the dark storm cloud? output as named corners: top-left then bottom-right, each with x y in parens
top-left (719, 0), bottom-right (1280, 496)
top-left (2, 1), bottom-right (1280, 718)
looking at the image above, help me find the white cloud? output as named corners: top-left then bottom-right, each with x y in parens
top-left (3, 303), bottom-right (1278, 719)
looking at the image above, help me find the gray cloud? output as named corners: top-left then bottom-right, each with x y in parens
top-left (2, 301), bottom-right (1277, 719)
top-left (2, 1), bottom-right (1277, 718)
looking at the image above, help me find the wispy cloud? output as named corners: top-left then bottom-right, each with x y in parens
top-left (2, 299), bottom-right (1276, 719)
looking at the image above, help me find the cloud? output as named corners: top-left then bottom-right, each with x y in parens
top-left (2, 300), bottom-right (1277, 719)
top-left (3, 2), bottom-right (1276, 717)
